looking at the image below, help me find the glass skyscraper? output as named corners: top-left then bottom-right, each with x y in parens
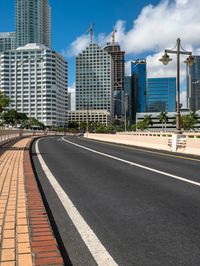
top-left (187, 56), bottom-right (200, 111)
top-left (147, 77), bottom-right (176, 112)
top-left (124, 76), bottom-right (134, 121)
top-left (16, 0), bottom-right (51, 48)
top-left (131, 60), bottom-right (147, 114)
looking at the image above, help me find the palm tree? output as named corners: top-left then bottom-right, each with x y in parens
top-left (157, 112), bottom-right (168, 131)
top-left (189, 111), bottom-right (198, 123)
top-left (143, 115), bottom-right (153, 128)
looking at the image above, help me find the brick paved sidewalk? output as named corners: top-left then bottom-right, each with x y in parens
top-left (0, 137), bottom-right (64, 266)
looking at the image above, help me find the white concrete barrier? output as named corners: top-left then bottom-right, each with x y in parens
top-left (84, 133), bottom-right (200, 156)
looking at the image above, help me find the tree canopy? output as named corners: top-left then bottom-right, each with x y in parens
top-left (0, 91), bottom-right (10, 113)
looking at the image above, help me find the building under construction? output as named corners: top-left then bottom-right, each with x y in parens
top-left (104, 40), bottom-right (125, 120)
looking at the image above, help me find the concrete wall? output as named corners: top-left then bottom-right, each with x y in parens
top-left (84, 133), bottom-right (200, 156)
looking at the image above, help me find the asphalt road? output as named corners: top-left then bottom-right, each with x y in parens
top-left (32, 136), bottom-right (200, 266)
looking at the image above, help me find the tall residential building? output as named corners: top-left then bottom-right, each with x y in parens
top-left (103, 42), bottom-right (125, 119)
top-left (187, 56), bottom-right (200, 111)
top-left (0, 32), bottom-right (16, 53)
top-left (147, 78), bottom-right (176, 112)
top-left (131, 59), bottom-right (147, 115)
top-left (16, 0), bottom-right (51, 48)
top-left (76, 43), bottom-right (113, 115)
top-left (0, 43), bottom-right (68, 127)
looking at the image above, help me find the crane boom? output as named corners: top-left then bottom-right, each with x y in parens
top-left (86, 22), bottom-right (95, 43)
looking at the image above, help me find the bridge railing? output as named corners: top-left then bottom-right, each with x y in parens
top-left (116, 131), bottom-right (200, 139)
top-left (0, 129), bottom-right (67, 146)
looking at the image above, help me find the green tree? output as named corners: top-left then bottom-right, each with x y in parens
top-left (143, 115), bottom-right (153, 127)
top-left (96, 123), bottom-right (107, 133)
top-left (68, 121), bottom-right (79, 129)
top-left (180, 115), bottom-right (197, 130)
top-left (130, 124), bottom-right (136, 131)
top-left (157, 112), bottom-right (168, 130)
top-left (80, 121), bottom-right (86, 132)
top-left (2, 109), bottom-right (20, 127)
top-left (0, 91), bottom-right (10, 113)
top-left (189, 111), bottom-right (199, 123)
top-left (136, 120), bottom-right (149, 131)
top-left (25, 117), bottom-right (46, 130)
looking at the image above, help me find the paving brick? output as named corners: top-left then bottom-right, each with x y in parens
top-left (17, 233), bottom-right (30, 243)
top-left (31, 240), bottom-right (56, 247)
top-left (35, 251), bottom-right (60, 258)
top-left (35, 257), bottom-right (63, 265)
top-left (3, 230), bottom-right (15, 239)
top-left (18, 243), bottom-right (31, 254)
top-left (18, 254), bottom-right (32, 266)
top-left (2, 238), bottom-right (15, 248)
top-left (32, 245), bottom-right (58, 252)
top-left (1, 249), bottom-right (15, 261)
top-left (4, 222), bottom-right (15, 230)
top-left (17, 218), bottom-right (27, 225)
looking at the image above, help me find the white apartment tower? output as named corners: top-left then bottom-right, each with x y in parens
top-left (0, 43), bottom-right (68, 127)
top-left (16, 0), bottom-right (51, 48)
top-left (0, 32), bottom-right (16, 53)
top-left (76, 43), bottom-right (113, 114)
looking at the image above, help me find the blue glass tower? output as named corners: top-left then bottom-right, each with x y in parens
top-left (131, 60), bottom-right (147, 114)
top-left (187, 56), bottom-right (200, 111)
top-left (147, 77), bottom-right (176, 112)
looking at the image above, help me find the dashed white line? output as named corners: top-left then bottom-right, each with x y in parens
top-left (62, 137), bottom-right (200, 188)
top-left (35, 138), bottom-right (118, 266)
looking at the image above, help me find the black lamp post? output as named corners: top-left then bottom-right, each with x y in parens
top-left (159, 38), bottom-right (194, 134)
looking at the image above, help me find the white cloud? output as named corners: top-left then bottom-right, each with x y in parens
top-left (117, 0), bottom-right (200, 54)
top-left (62, 35), bottom-right (90, 58)
top-left (65, 0), bottom-right (200, 58)
top-left (63, 33), bottom-right (110, 58)
top-left (146, 52), bottom-right (187, 82)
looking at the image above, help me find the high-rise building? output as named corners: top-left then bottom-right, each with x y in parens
top-left (0, 32), bottom-right (16, 53)
top-left (187, 56), bottom-right (200, 111)
top-left (0, 43), bottom-right (67, 127)
top-left (103, 42), bottom-right (125, 119)
top-left (147, 77), bottom-right (176, 112)
top-left (16, 0), bottom-right (51, 48)
top-left (124, 76), bottom-right (134, 121)
top-left (68, 93), bottom-right (72, 111)
top-left (131, 59), bottom-right (147, 115)
top-left (76, 43), bottom-right (113, 115)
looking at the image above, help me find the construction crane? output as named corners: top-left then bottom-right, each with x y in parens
top-left (86, 23), bottom-right (95, 43)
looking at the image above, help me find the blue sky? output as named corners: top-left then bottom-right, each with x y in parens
top-left (1, 0), bottom-right (200, 106)
top-left (0, 0), bottom-right (159, 85)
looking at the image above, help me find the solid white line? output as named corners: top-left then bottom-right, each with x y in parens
top-left (35, 139), bottom-right (118, 266)
top-left (62, 137), bottom-right (200, 188)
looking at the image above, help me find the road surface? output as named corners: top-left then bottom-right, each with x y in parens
top-left (31, 136), bottom-right (200, 266)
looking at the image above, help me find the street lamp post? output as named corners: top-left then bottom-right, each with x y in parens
top-left (159, 38), bottom-right (194, 134)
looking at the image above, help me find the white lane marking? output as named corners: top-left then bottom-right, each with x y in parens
top-left (62, 137), bottom-right (200, 188)
top-left (35, 139), bottom-right (118, 266)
